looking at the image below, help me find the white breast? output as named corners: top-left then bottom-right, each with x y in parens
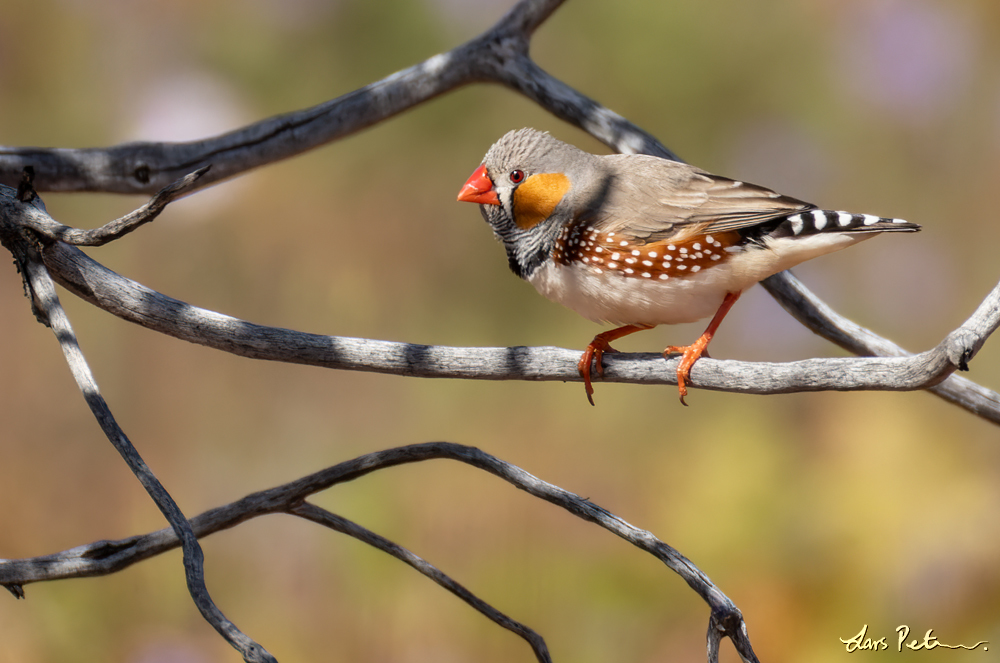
top-left (527, 232), bottom-right (873, 326)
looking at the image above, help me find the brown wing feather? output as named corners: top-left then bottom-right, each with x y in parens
top-left (580, 155), bottom-right (814, 244)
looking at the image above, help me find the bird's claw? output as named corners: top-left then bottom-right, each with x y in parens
top-left (664, 342), bottom-right (709, 406)
top-left (578, 341), bottom-right (618, 406)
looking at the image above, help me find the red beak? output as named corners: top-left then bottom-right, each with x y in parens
top-left (457, 164), bottom-right (500, 205)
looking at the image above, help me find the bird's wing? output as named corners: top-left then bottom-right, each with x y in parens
top-left (585, 155), bottom-right (814, 243)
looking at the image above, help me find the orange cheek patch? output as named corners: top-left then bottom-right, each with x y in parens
top-left (512, 173), bottom-right (571, 230)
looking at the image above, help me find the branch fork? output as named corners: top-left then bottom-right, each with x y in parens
top-left (0, 0), bottom-right (996, 661)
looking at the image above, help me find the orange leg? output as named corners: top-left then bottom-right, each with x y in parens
top-left (664, 291), bottom-right (742, 406)
top-left (578, 324), bottom-right (655, 406)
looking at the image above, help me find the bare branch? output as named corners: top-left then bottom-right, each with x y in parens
top-left (17, 253), bottom-right (275, 663)
top-left (0, 442), bottom-right (756, 663)
top-left (291, 502), bottom-right (553, 663)
top-left (0, 0), bottom-right (985, 419)
top-left (0, 0), bottom-right (676, 194)
top-left (0, 0), bottom-right (996, 660)
top-left (1, 0), bottom-right (977, 417)
top-left (2, 167), bottom-right (209, 246)
top-left (762, 271), bottom-right (1000, 422)
top-left (28, 236), bottom-right (999, 422)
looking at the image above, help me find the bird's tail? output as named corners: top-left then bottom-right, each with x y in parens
top-left (781, 209), bottom-right (920, 237)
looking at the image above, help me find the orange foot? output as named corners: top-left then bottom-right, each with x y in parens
top-left (664, 339), bottom-right (712, 406)
top-left (578, 324), bottom-right (654, 406)
top-left (663, 290), bottom-right (743, 405)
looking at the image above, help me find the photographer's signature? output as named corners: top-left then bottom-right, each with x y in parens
top-left (841, 625), bottom-right (988, 652)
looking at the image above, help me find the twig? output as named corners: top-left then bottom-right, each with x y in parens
top-left (291, 502), bottom-right (553, 663)
top-left (0, 0), bottom-right (996, 660)
top-left (0, 166), bottom-right (210, 246)
top-left (18, 254), bottom-right (275, 663)
top-left (762, 271), bottom-right (1000, 420)
top-left (0, 442), bottom-right (756, 663)
top-left (0, 0), bottom-right (675, 195)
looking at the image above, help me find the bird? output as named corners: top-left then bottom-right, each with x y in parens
top-left (457, 128), bottom-right (920, 405)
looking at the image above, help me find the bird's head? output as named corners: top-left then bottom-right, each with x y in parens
top-left (457, 128), bottom-right (590, 278)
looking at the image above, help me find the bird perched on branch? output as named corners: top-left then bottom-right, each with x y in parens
top-left (457, 128), bottom-right (919, 405)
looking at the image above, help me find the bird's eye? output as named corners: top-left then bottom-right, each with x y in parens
top-left (509, 170), bottom-right (525, 184)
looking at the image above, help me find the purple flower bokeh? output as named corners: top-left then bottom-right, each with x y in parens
top-left (834, 0), bottom-right (977, 125)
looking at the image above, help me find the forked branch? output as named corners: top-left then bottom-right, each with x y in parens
top-left (20, 232), bottom-right (1000, 423)
top-left (7, 251), bottom-right (275, 663)
top-left (0, 0), bottom-right (675, 194)
top-left (0, 442), bottom-right (760, 663)
top-left (0, 0), bottom-right (997, 662)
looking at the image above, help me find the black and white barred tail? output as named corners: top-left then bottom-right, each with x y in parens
top-left (776, 209), bottom-right (920, 238)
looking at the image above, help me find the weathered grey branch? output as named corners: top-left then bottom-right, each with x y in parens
top-left (289, 502), bottom-right (553, 663)
top-left (22, 233), bottom-right (999, 423)
top-left (0, 0), bottom-right (986, 415)
top-left (1, 167), bottom-right (210, 246)
top-left (0, 0), bottom-right (673, 195)
top-left (0, 0), bottom-right (991, 419)
top-left (762, 272), bottom-right (1000, 420)
top-left (13, 255), bottom-right (275, 663)
top-left (0, 442), bottom-right (756, 663)
top-left (0, 0), bottom-right (997, 661)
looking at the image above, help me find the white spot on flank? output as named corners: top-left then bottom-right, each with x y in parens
top-left (662, 261), bottom-right (671, 268)
top-left (679, 247), bottom-right (688, 254)
top-left (704, 235), bottom-right (714, 244)
top-left (691, 265), bottom-right (701, 273)
top-left (667, 244), bottom-right (676, 250)
top-left (642, 260), bottom-right (653, 267)
top-left (620, 240), bottom-right (628, 246)
top-left (624, 268), bottom-right (634, 274)
top-left (595, 246), bottom-right (603, 253)
top-left (648, 251), bottom-right (658, 258)
top-left (611, 252), bottom-right (620, 261)
top-left (711, 254), bottom-right (721, 260)
top-left (693, 243), bottom-right (701, 250)
top-left (582, 257), bottom-right (590, 263)
top-left (631, 249), bottom-right (640, 256)
top-left (607, 232), bottom-right (615, 238)
top-left (677, 264), bottom-right (687, 270)
top-left (608, 262), bottom-right (618, 269)
top-left (625, 257), bottom-right (636, 265)
top-left (641, 272), bottom-right (651, 278)
top-left (863, 214), bottom-right (880, 225)
top-left (659, 274), bottom-right (669, 280)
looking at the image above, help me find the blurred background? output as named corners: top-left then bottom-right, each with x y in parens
top-left (0, 0), bottom-right (999, 661)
